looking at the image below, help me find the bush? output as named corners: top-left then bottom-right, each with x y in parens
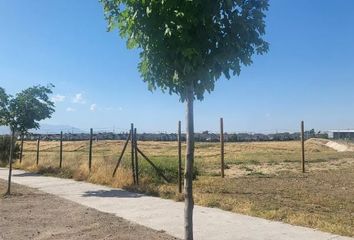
top-left (0, 136), bottom-right (20, 166)
top-left (135, 156), bottom-right (199, 184)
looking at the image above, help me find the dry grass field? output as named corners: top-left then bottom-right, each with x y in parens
top-left (13, 139), bottom-right (354, 237)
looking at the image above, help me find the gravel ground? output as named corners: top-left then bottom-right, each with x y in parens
top-left (0, 179), bottom-right (178, 240)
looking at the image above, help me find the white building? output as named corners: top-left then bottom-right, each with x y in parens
top-left (328, 130), bottom-right (354, 140)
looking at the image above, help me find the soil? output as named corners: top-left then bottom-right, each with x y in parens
top-left (0, 179), bottom-right (178, 240)
top-left (325, 140), bottom-right (354, 152)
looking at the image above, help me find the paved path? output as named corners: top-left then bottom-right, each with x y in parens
top-left (0, 168), bottom-right (352, 240)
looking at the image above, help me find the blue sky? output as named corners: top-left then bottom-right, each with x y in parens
top-left (0, 0), bottom-right (354, 133)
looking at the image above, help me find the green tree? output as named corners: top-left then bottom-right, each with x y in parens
top-left (100, 1), bottom-right (269, 239)
top-left (0, 136), bottom-right (20, 166)
top-left (0, 85), bottom-right (55, 195)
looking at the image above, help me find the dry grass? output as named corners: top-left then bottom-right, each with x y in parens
top-left (13, 139), bottom-right (354, 237)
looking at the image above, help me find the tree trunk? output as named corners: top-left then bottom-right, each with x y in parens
top-left (20, 134), bottom-right (24, 163)
top-left (184, 85), bottom-right (194, 240)
top-left (6, 129), bottom-right (15, 195)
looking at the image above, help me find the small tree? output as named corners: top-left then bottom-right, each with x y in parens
top-left (100, 1), bottom-right (269, 239)
top-left (0, 85), bottom-right (55, 195)
top-left (0, 136), bottom-right (20, 166)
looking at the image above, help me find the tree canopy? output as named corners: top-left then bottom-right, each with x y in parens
top-left (101, 0), bottom-right (269, 101)
top-left (0, 87), bottom-right (10, 126)
top-left (0, 85), bottom-right (55, 133)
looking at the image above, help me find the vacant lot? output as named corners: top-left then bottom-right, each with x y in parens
top-left (0, 179), bottom-right (177, 240)
top-left (14, 139), bottom-right (354, 237)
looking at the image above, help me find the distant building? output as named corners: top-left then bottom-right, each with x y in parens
top-left (17, 130), bottom-right (326, 142)
top-left (328, 130), bottom-right (354, 140)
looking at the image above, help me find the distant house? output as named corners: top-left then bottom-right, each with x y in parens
top-left (16, 130), bottom-right (318, 142)
top-left (328, 130), bottom-right (354, 140)
top-left (252, 133), bottom-right (268, 141)
top-left (237, 133), bottom-right (253, 142)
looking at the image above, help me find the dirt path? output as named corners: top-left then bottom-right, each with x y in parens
top-left (309, 138), bottom-right (354, 152)
top-left (325, 141), bottom-right (354, 152)
top-left (0, 179), bottom-right (177, 240)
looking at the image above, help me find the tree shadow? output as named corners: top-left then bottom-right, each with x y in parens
top-left (12, 172), bottom-right (40, 177)
top-left (82, 189), bottom-right (142, 198)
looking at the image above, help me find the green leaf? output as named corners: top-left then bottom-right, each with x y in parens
top-left (100, 0), bottom-right (269, 102)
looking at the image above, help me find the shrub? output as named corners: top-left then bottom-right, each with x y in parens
top-left (0, 136), bottom-right (20, 166)
top-left (120, 155), bottom-right (199, 184)
top-left (138, 156), bottom-right (199, 184)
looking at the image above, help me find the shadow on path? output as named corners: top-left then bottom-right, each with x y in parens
top-left (82, 189), bottom-right (142, 198)
top-left (13, 172), bottom-right (40, 177)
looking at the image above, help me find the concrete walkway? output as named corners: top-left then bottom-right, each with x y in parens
top-left (0, 168), bottom-right (352, 240)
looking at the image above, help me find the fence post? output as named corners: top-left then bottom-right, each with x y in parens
top-left (112, 131), bottom-right (132, 177)
top-left (178, 120), bottom-right (182, 193)
top-left (59, 131), bottom-right (63, 168)
top-left (301, 121), bottom-right (305, 173)
top-left (89, 128), bottom-right (93, 171)
top-left (36, 137), bottom-right (40, 165)
top-left (134, 128), bottom-right (139, 185)
top-left (220, 117), bottom-right (225, 178)
top-left (19, 134), bottom-right (24, 163)
top-left (131, 123), bottom-right (136, 184)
